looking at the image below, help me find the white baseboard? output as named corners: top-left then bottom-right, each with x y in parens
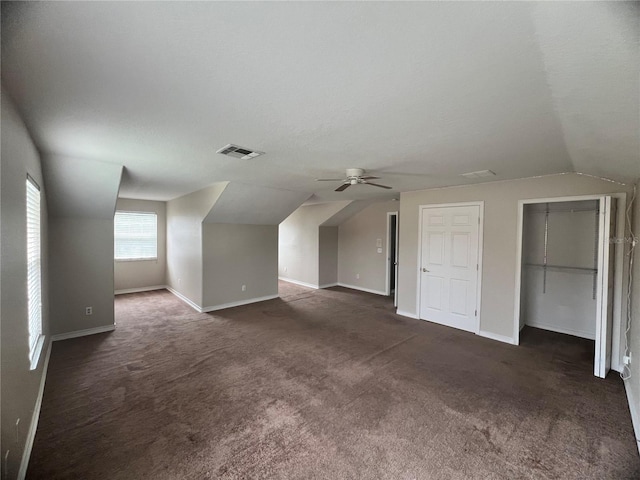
top-left (202, 294), bottom-right (279, 313)
top-left (114, 285), bottom-right (167, 295)
top-left (337, 283), bottom-right (387, 296)
top-left (624, 380), bottom-right (640, 456)
top-left (18, 339), bottom-right (52, 479)
top-left (166, 286), bottom-right (202, 312)
top-left (51, 324), bottom-right (116, 342)
top-left (319, 282), bottom-right (338, 289)
top-left (396, 310), bottom-right (419, 319)
top-left (478, 330), bottom-right (517, 345)
top-left (278, 277), bottom-right (319, 289)
top-left (525, 321), bottom-right (595, 340)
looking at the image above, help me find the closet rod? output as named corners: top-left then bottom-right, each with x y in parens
top-left (529, 206), bottom-right (599, 214)
top-left (525, 263), bottom-right (596, 273)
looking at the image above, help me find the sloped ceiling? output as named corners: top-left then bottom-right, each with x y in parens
top-left (321, 200), bottom-right (386, 227)
top-left (204, 182), bottom-right (310, 225)
top-left (1, 2), bottom-right (638, 204)
top-left (43, 155), bottom-right (123, 219)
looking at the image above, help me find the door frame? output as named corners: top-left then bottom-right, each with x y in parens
top-left (513, 193), bottom-right (627, 373)
top-left (417, 201), bottom-right (485, 334)
top-left (385, 211), bottom-right (399, 305)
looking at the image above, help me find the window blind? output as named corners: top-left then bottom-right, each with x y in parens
top-left (114, 211), bottom-right (158, 260)
top-left (26, 176), bottom-right (42, 361)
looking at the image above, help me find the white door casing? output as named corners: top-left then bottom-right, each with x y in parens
top-left (418, 204), bottom-right (481, 333)
top-left (595, 196), bottom-right (615, 378)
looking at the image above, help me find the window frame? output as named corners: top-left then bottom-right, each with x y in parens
top-left (27, 175), bottom-right (44, 370)
top-left (114, 210), bottom-right (158, 262)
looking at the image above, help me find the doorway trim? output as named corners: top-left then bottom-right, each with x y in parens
top-left (513, 193), bottom-right (627, 372)
top-left (417, 201), bottom-right (485, 335)
top-left (385, 211), bottom-right (399, 303)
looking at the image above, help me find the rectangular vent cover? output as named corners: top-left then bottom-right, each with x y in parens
top-left (461, 169), bottom-right (495, 179)
top-left (216, 144), bottom-right (264, 160)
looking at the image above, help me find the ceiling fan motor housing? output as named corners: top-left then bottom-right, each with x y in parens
top-left (346, 168), bottom-right (365, 178)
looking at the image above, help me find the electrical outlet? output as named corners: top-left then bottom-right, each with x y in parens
top-left (356, 273), bottom-right (360, 280)
top-left (623, 354), bottom-right (632, 366)
top-left (85, 306), bottom-right (93, 315)
top-left (241, 285), bottom-right (246, 292)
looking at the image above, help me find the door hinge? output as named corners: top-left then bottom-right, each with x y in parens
top-left (475, 309), bottom-right (477, 317)
top-left (476, 264), bottom-right (479, 271)
top-left (478, 216), bottom-right (480, 225)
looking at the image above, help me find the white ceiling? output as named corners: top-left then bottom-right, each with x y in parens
top-left (2, 2), bottom-right (638, 203)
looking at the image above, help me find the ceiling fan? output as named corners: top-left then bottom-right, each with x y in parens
top-left (316, 168), bottom-right (392, 192)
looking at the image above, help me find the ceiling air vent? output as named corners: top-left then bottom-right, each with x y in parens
top-left (461, 169), bottom-right (496, 179)
top-left (216, 144), bottom-right (264, 160)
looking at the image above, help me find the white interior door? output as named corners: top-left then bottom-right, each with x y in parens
top-left (419, 205), bottom-right (480, 333)
top-left (594, 196), bottom-right (615, 378)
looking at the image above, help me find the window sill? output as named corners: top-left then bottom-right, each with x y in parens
top-left (29, 334), bottom-right (46, 370)
top-left (115, 258), bottom-right (158, 263)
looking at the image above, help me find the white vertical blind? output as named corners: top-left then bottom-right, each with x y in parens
top-left (114, 211), bottom-right (158, 260)
top-left (26, 176), bottom-right (42, 361)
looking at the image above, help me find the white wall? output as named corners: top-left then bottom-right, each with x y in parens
top-left (166, 183), bottom-right (227, 307)
top-left (626, 180), bottom-right (640, 452)
top-left (49, 218), bottom-right (116, 334)
top-left (114, 198), bottom-right (167, 292)
top-left (278, 202), bottom-right (349, 287)
top-left (1, 88), bottom-right (50, 478)
top-left (203, 224), bottom-right (278, 309)
top-left (338, 201), bottom-right (398, 294)
top-left (398, 173), bottom-right (632, 347)
top-left (44, 156), bottom-right (123, 337)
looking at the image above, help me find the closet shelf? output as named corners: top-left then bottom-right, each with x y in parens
top-left (524, 263), bottom-right (596, 273)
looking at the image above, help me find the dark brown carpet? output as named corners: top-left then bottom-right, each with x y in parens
top-left (28, 282), bottom-right (639, 479)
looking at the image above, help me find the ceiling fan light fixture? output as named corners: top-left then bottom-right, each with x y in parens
top-left (316, 168), bottom-right (392, 191)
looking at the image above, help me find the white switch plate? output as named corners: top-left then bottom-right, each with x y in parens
top-left (376, 238), bottom-right (382, 248)
top-left (377, 247), bottom-right (383, 254)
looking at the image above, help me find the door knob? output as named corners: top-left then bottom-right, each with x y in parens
top-left (422, 268), bottom-right (429, 272)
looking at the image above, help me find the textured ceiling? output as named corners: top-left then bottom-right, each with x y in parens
top-left (2, 2), bottom-right (638, 203)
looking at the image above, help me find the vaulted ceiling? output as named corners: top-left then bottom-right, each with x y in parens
top-left (2, 2), bottom-right (638, 203)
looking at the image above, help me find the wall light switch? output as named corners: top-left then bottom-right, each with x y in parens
top-left (376, 238), bottom-right (382, 248)
top-left (377, 247), bottom-right (383, 254)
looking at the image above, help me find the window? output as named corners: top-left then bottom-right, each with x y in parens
top-left (114, 211), bottom-right (158, 260)
top-left (27, 176), bottom-right (43, 369)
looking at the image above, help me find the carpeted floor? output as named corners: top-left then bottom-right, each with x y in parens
top-left (28, 282), bottom-right (639, 479)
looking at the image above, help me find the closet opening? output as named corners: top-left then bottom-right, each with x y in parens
top-left (515, 195), bottom-right (621, 378)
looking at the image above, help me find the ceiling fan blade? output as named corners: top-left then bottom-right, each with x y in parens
top-left (335, 183), bottom-right (351, 192)
top-left (360, 176), bottom-right (380, 180)
top-left (316, 178), bottom-right (345, 182)
top-left (365, 182), bottom-right (392, 190)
